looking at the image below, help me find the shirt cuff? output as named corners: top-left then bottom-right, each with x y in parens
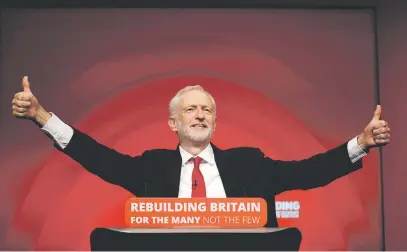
top-left (347, 136), bottom-right (367, 163)
top-left (41, 113), bottom-right (74, 149)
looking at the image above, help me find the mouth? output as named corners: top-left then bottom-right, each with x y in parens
top-left (191, 123), bottom-right (208, 128)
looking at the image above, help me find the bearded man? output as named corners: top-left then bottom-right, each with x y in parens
top-left (12, 76), bottom-right (391, 227)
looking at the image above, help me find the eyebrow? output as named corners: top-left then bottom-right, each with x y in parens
top-left (184, 105), bottom-right (212, 110)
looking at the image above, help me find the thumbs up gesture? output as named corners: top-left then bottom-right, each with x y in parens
top-left (358, 105), bottom-right (391, 150)
top-left (12, 76), bottom-right (42, 121)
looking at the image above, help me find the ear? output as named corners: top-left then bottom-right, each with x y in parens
top-left (168, 117), bottom-right (178, 132)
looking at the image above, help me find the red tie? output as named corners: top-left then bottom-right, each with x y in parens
top-left (191, 157), bottom-right (206, 198)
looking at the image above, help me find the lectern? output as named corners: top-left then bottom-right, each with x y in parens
top-left (90, 227), bottom-right (302, 251)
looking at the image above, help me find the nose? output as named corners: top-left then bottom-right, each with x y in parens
top-left (195, 108), bottom-right (205, 120)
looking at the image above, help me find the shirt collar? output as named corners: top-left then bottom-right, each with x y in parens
top-left (179, 143), bottom-right (215, 166)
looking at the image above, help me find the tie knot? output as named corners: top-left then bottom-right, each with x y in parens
top-left (193, 156), bottom-right (202, 167)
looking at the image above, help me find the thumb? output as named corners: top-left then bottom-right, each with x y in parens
top-left (22, 76), bottom-right (32, 93)
top-left (373, 104), bottom-right (381, 120)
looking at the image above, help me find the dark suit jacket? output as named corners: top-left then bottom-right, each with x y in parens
top-left (58, 128), bottom-right (363, 227)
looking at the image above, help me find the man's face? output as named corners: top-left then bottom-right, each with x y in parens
top-left (170, 90), bottom-right (216, 144)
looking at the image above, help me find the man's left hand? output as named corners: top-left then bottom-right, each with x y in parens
top-left (357, 105), bottom-right (391, 151)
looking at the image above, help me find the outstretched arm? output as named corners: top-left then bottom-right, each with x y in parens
top-left (260, 140), bottom-right (363, 195)
top-left (258, 105), bottom-right (390, 195)
top-left (12, 76), bottom-right (148, 195)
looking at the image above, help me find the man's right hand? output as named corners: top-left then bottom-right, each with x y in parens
top-left (12, 76), bottom-right (51, 126)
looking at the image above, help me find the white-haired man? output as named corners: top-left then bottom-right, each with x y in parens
top-left (12, 76), bottom-right (391, 227)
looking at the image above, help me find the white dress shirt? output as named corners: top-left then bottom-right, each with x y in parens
top-left (178, 144), bottom-right (227, 198)
top-left (42, 114), bottom-right (367, 197)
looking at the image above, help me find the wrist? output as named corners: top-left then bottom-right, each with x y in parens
top-left (34, 106), bottom-right (52, 127)
top-left (357, 133), bottom-right (368, 151)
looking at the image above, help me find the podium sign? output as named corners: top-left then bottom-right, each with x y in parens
top-left (125, 197), bottom-right (267, 228)
top-left (90, 198), bottom-right (302, 250)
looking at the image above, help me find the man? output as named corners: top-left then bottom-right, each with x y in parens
top-left (12, 76), bottom-right (391, 227)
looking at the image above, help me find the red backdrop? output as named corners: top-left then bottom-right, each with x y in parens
top-left (0, 9), bottom-right (381, 250)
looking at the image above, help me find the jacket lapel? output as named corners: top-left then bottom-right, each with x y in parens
top-left (164, 147), bottom-right (183, 197)
top-left (212, 144), bottom-right (243, 197)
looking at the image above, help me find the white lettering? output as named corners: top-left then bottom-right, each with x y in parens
top-left (275, 201), bottom-right (300, 211)
top-left (171, 216), bottom-right (200, 224)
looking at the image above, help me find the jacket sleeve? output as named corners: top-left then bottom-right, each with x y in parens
top-left (57, 127), bottom-right (150, 195)
top-left (256, 142), bottom-right (363, 195)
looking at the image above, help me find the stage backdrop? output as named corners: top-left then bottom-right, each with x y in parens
top-left (0, 9), bottom-right (380, 250)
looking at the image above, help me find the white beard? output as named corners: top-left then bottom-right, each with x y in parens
top-left (177, 122), bottom-right (214, 143)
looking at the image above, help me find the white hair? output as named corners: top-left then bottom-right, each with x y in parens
top-left (169, 85), bottom-right (216, 118)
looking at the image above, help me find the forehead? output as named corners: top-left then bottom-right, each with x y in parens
top-left (179, 90), bottom-right (213, 107)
